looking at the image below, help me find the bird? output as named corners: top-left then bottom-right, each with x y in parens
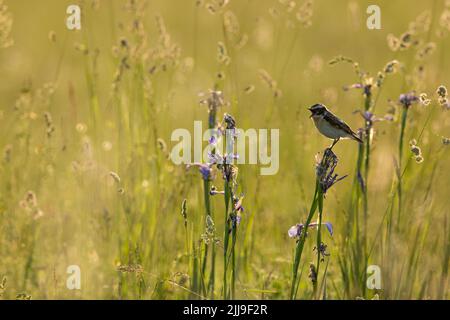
top-left (308, 103), bottom-right (362, 149)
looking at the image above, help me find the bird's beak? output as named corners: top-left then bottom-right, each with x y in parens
top-left (307, 107), bottom-right (313, 118)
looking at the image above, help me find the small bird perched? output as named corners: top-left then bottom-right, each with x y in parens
top-left (308, 103), bottom-right (362, 149)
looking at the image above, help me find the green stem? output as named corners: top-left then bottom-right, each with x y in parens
top-left (397, 106), bottom-right (409, 228)
top-left (201, 179), bottom-right (212, 296)
top-left (362, 92), bottom-right (372, 297)
top-left (290, 181), bottom-right (319, 299)
top-left (223, 179), bottom-right (231, 299)
top-left (231, 224), bottom-right (237, 299)
top-left (315, 188), bottom-right (324, 298)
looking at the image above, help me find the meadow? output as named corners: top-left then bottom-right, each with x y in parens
top-left (0, 0), bottom-right (448, 300)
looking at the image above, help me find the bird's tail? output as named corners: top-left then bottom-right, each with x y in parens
top-left (351, 132), bottom-right (363, 144)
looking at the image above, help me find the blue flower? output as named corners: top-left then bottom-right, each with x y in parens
top-left (187, 163), bottom-right (212, 181)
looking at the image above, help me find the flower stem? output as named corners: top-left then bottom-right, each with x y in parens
top-left (223, 179), bottom-right (231, 299)
top-left (290, 181), bottom-right (319, 300)
top-left (397, 106), bottom-right (409, 229)
top-left (314, 187), bottom-right (324, 298)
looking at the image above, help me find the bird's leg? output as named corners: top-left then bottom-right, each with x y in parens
top-left (329, 138), bottom-right (339, 150)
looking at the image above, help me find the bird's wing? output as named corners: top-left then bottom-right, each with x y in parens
top-left (324, 111), bottom-right (357, 135)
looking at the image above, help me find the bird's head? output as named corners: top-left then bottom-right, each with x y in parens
top-left (308, 103), bottom-right (327, 118)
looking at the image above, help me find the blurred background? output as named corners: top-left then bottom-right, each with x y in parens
top-left (0, 0), bottom-right (448, 299)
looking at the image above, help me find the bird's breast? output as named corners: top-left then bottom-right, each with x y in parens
top-left (311, 115), bottom-right (342, 139)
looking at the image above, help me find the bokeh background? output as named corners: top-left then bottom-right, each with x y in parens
top-left (0, 0), bottom-right (448, 299)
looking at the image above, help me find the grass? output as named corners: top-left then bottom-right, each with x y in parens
top-left (0, 0), bottom-right (449, 300)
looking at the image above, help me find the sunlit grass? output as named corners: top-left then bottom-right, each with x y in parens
top-left (0, 0), bottom-right (448, 300)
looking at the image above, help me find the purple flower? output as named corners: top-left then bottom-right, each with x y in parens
top-left (231, 214), bottom-right (241, 227)
top-left (233, 196), bottom-right (244, 213)
top-left (209, 135), bottom-right (217, 145)
top-left (324, 222), bottom-right (333, 236)
top-left (208, 152), bottom-right (239, 166)
top-left (399, 92), bottom-right (419, 108)
top-left (186, 163), bottom-right (212, 181)
top-left (208, 152), bottom-right (223, 165)
top-left (288, 224), bottom-right (302, 238)
top-left (315, 148), bottom-right (347, 194)
top-left (288, 222), bottom-right (333, 238)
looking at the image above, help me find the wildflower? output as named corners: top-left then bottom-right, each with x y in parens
top-left (437, 85), bottom-right (448, 98)
top-left (399, 32), bottom-right (413, 50)
top-left (409, 139), bottom-right (424, 163)
top-left (201, 215), bottom-right (218, 244)
top-left (313, 242), bottom-right (330, 262)
top-left (409, 139), bottom-right (420, 155)
top-left (199, 89), bottom-right (228, 128)
top-left (233, 195), bottom-right (244, 213)
top-left (186, 163), bottom-right (212, 181)
top-left (211, 157), bottom-right (238, 183)
top-left (315, 148), bottom-right (347, 194)
top-left (230, 213), bottom-right (241, 229)
top-left (208, 151), bottom-right (239, 167)
top-left (357, 110), bottom-right (385, 126)
top-left (419, 93), bottom-right (431, 105)
top-left (223, 113), bottom-right (236, 130)
top-left (436, 85), bottom-right (450, 109)
top-left (288, 222), bottom-right (333, 238)
top-left (399, 91), bottom-right (419, 108)
top-left (343, 72), bottom-right (378, 98)
top-left (207, 113), bottom-right (239, 183)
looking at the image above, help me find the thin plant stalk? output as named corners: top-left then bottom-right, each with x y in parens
top-left (314, 187), bottom-right (324, 298)
top-left (396, 106), bottom-right (409, 228)
top-left (231, 221), bottom-right (237, 299)
top-left (223, 179), bottom-right (231, 299)
top-left (361, 91), bottom-right (372, 297)
top-left (290, 181), bottom-right (319, 299)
